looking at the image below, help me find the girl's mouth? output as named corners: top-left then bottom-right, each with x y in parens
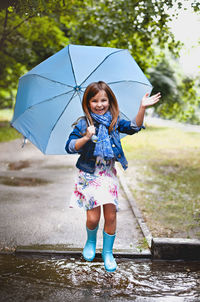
top-left (96, 108), bottom-right (104, 113)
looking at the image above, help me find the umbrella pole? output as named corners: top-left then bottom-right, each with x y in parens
top-left (85, 115), bottom-right (98, 143)
top-left (77, 92), bottom-right (97, 142)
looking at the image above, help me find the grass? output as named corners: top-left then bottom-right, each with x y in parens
top-left (0, 109), bottom-right (21, 142)
top-left (122, 126), bottom-right (200, 239)
top-left (0, 108), bottom-right (13, 121)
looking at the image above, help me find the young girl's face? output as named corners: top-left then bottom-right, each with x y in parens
top-left (89, 90), bottom-right (110, 115)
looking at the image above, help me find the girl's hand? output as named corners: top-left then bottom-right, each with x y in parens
top-left (75, 125), bottom-right (96, 151)
top-left (141, 92), bottom-right (161, 109)
top-left (85, 125), bottom-right (96, 140)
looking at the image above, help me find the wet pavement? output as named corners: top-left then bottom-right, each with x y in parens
top-left (145, 116), bottom-right (200, 133)
top-left (0, 254), bottom-right (200, 301)
top-left (0, 138), bottom-right (145, 253)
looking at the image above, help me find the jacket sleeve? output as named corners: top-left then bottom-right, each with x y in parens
top-left (118, 118), bottom-right (145, 134)
top-left (67, 139), bottom-right (77, 153)
top-left (65, 119), bottom-right (87, 154)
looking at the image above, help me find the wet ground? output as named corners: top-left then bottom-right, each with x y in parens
top-left (0, 254), bottom-right (200, 302)
top-left (0, 139), bottom-right (146, 253)
top-left (1, 138), bottom-right (200, 301)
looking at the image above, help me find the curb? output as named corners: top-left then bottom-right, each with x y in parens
top-left (151, 238), bottom-right (200, 260)
top-left (15, 247), bottom-right (151, 259)
top-left (117, 166), bottom-right (152, 249)
top-left (117, 166), bottom-right (200, 261)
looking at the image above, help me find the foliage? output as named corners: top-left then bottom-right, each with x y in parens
top-left (0, 108), bottom-right (13, 121)
top-left (62, 0), bottom-right (182, 71)
top-left (0, 121), bottom-right (21, 141)
top-left (177, 77), bottom-right (200, 124)
top-left (148, 57), bottom-right (200, 124)
top-left (0, 0), bottom-right (199, 124)
top-left (0, 0), bottom-right (70, 108)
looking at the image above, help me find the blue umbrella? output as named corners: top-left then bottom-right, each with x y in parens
top-left (11, 44), bottom-right (152, 154)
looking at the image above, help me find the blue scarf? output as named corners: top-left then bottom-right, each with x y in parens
top-left (90, 111), bottom-right (115, 160)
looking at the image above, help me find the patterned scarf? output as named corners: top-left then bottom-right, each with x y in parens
top-left (90, 111), bottom-right (114, 159)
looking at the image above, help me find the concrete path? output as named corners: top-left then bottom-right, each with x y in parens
top-left (145, 116), bottom-right (200, 133)
top-left (0, 139), bottom-right (145, 254)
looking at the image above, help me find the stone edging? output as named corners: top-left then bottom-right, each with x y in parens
top-left (151, 238), bottom-right (200, 260)
top-left (116, 166), bottom-right (152, 249)
top-left (14, 248), bottom-right (151, 259)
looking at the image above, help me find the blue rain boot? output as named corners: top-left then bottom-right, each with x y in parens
top-left (102, 230), bottom-right (117, 272)
top-left (83, 225), bottom-right (98, 261)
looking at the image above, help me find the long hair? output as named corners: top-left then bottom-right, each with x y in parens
top-left (82, 81), bottom-right (119, 133)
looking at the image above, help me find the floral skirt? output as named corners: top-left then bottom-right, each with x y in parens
top-left (69, 157), bottom-right (119, 211)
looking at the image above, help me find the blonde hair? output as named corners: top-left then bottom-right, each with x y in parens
top-left (82, 81), bottom-right (119, 133)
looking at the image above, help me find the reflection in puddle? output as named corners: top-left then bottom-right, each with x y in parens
top-left (0, 254), bottom-right (200, 301)
top-left (0, 176), bottom-right (51, 186)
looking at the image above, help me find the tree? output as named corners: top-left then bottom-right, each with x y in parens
top-left (62, 0), bottom-right (182, 71)
top-left (148, 58), bottom-right (180, 117)
top-left (0, 0), bottom-right (199, 124)
top-left (0, 0), bottom-right (75, 108)
top-left (148, 57), bottom-right (200, 124)
top-left (177, 76), bottom-right (200, 124)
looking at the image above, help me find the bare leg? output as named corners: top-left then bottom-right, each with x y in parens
top-left (103, 204), bottom-right (116, 235)
top-left (86, 206), bottom-right (101, 230)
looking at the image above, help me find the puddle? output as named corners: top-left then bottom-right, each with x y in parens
top-left (0, 254), bottom-right (200, 301)
top-left (0, 176), bottom-right (51, 187)
top-left (44, 165), bottom-right (73, 170)
top-left (8, 160), bottom-right (30, 170)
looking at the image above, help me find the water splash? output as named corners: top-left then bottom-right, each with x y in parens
top-left (0, 255), bottom-right (200, 301)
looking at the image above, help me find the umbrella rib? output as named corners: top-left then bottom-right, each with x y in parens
top-left (119, 111), bottom-right (131, 121)
top-left (80, 49), bottom-right (125, 87)
top-left (107, 80), bottom-right (152, 87)
top-left (68, 45), bottom-right (77, 86)
top-left (12, 90), bottom-right (74, 126)
top-left (45, 91), bottom-right (77, 152)
top-left (29, 89), bottom-right (74, 109)
top-left (22, 73), bottom-right (74, 89)
top-left (77, 91), bottom-right (83, 105)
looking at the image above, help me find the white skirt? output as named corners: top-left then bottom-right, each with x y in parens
top-left (69, 157), bottom-right (119, 211)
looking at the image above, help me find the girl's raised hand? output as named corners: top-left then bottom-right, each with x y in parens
top-left (141, 92), bottom-right (161, 108)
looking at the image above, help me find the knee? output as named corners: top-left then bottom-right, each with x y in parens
top-left (104, 211), bottom-right (116, 225)
top-left (87, 216), bottom-right (99, 227)
top-left (87, 212), bottom-right (100, 229)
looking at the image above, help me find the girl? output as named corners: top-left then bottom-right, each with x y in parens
top-left (65, 81), bottom-right (161, 272)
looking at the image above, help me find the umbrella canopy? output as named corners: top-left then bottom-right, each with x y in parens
top-left (11, 44), bottom-right (152, 154)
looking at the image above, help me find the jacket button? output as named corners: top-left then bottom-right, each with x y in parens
top-left (112, 144), bottom-right (115, 147)
top-left (118, 154), bottom-right (121, 158)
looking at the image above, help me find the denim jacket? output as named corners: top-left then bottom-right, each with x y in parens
top-left (65, 117), bottom-right (144, 173)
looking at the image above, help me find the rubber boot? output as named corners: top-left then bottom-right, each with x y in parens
top-left (83, 225), bottom-right (98, 261)
top-left (102, 230), bottom-right (117, 272)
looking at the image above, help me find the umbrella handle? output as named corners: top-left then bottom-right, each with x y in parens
top-left (85, 116), bottom-right (98, 143)
top-left (91, 135), bottom-right (98, 143)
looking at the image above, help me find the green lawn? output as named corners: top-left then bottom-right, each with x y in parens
top-left (0, 109), bottom-right (21, 142)
top-left (122, 126), bottom-right (200, 239)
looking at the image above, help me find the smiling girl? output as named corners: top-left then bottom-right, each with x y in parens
top-left (66, 81), bottom-right (161, 272)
